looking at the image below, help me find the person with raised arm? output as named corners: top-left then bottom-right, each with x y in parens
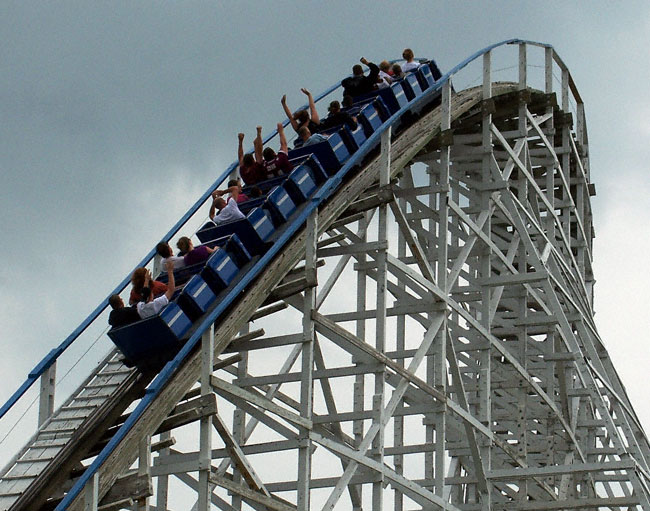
top-left (238, 127), bottom-right (265, 185)
top-left (136, 259), bottom-right (176, 319)
top-left (341, 57), bottom-right (380, 98)
top-left (209, 183), bottom-right (246, 225)
top-left (262, 122), bottom-right (294, 178)
top-left (212, 178), bottom-right (248, 204)
top-left (107, 259), bottom-right (177, 327)
top-left (319, 100), bottom-right (358, 131)
top-left (281, 88), bottom-right (321, 135)
top-left (129, 267), bottom-right (168, 305)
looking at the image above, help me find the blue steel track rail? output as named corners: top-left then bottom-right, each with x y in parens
top-left (0, 38), bottom-right (564, 510)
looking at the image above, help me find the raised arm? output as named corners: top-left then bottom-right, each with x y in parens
top-left (254, 126), bottom-right (263, 163)
top-left (164, 260), bottom-right (175, 300)
top-left (229, 185), bottom-right (240, 203)
top-left (360, 57), bottom-right (379, 82)
top-left (301, 88), bottom-right (320, 125)
top-left (209, 197), bottom-right (218, 221)
top-left (237, 132), bottom-right (245, 166)
top-left (277, 122), bottom-right (289, 154)
top-left (281, 94), bottom-right (299, 132)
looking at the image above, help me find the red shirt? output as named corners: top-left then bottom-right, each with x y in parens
top-left (240, 162), bottom-right (266, 185)
top-left (264, 151), bottom-right (293, 178)
top-left (129, 280), bottom-right (168, 305)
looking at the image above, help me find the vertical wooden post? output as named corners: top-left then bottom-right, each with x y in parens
top-left (136, 436), bottom-right (151, 511)
top-left (38, 362), bottom-right (56, 427)
top-left (297, 209), bottom-right (317, 511)
top-left (479, 50), bottom-right (493, 511)
top-left (83, 472), bottom-right (99, 511)
top-left (393, 169), bottom-right (407, 511)
top-left (198, 328), bottom-right (214, 511)
top-left (372, 126), bottom-right (391, 511)
top-left (434, 78), bottom-right (452, 498)
top-left (232, 324), bottom-right (249, 511)
top-left (155, 432), bottom-right (171, 511)
top-left (353, 210), bottom-right (369, 511)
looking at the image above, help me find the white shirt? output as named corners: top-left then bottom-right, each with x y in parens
top-left (402, 61), bottom-right (420, 73)
top-left (163, 256), bottom-right (185, 269)
top-left (137, 295), bottom-right (169, 319)
top-left (214, 197), bottom-right (245, 225)
top-left (378, 70), bottom-right (392, 89)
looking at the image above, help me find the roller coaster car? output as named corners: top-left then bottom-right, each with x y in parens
top-left (240, 164), bottom-right (319, 213)
top-left (357, 98), bottom-right (390, 136)
top-left (416, 63), bottom-right (437, 90)
top-left (401, 72), bottom-right (424, 101)
top-left (284, 164), bottom-right (318, 205)
top-left (319, 123), bottom-right (363, 155)
top-left (242, 175), bottom-right (286, 196)
top-left (353, 81), bottom-right (408, 116)
top-left (288, 130), bottom-right (350, 176)
top-left (156, 262), bottom-right (204, 287)
top-left (264, 184), bottom-right (297, 225)
top-left (177, 273), bottom-right (218, 322)
top-left (107, 301), bottom-right (192, 373)
top-left (109, 59), bottom-right (444, 376)
top-left (196, 209), bottom-right (274, 257)
top-left (288, 154), bottom-right (328, 185)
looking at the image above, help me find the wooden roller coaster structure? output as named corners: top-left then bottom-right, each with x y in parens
top-left (1, 39), bottom-right (648, 511)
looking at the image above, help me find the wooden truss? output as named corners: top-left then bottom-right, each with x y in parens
top-left (106, 73), bottom-right (649, 510)
top-left (5, 44), bottom-right (649, 511)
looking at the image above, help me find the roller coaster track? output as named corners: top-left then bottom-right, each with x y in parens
top-left (1, 39), bottom-right (649, 511)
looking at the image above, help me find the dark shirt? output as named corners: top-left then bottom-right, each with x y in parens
top-left (341, 62), bottom-right (380, 98)
top-left (297, 119), bottom-right (321, 134)
top-left (320, 111), bottom-right (357, 131)
top-left (240, 162), bottom-right (266, 186)
top-left (109, 306), bottom-right (141, 328)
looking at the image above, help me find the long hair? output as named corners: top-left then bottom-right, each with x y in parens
top-left (130, 267), bottom-right (147, 292)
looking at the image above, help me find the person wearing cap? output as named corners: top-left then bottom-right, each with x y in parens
top-left (319, 101), bottom-right (358, 131)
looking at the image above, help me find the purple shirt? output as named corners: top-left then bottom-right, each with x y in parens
top-left (183, 245), bottom-right (210, 266)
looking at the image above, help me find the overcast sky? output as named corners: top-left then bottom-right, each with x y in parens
top-left (1, 0), bottom-right (650, 467)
